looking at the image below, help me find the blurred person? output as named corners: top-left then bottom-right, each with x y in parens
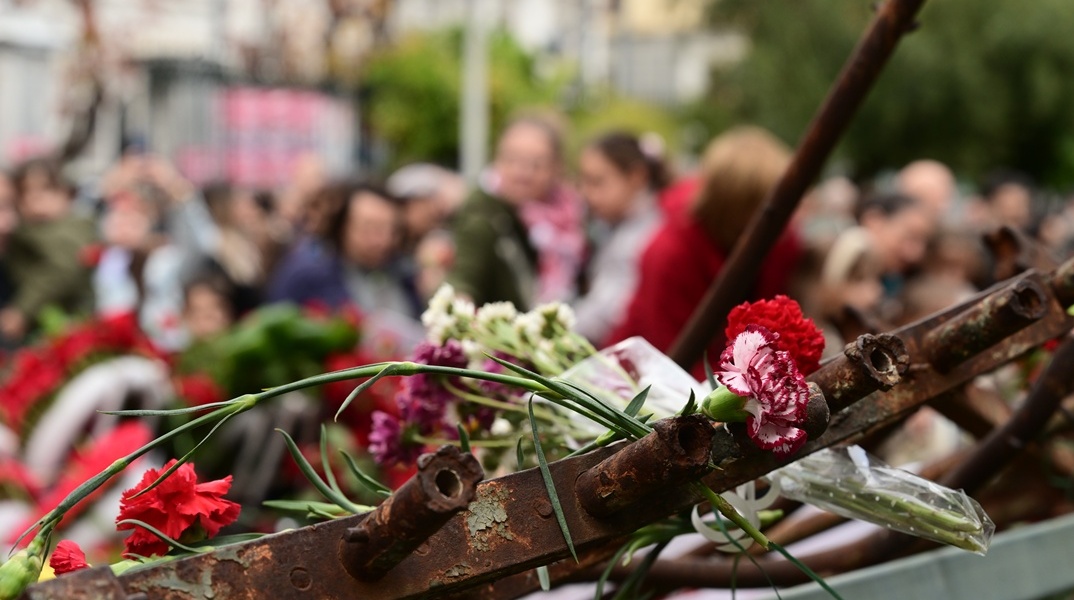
top-left (793, 175), bottom-right (859, 253)
top-left (981, 170), bottom-right (1035, 233)
top-left (0, 171), bottom-right (17, 303)
top-left (573, 131), bottom-right (668, 344)
top-left (202, 183), bottom-right (274, 313)
top-left (276, 152), bottom-right (327, 232)
top-left (414, 229), bottom-right (455, 302)
top-left (606, 126), bottom-right (802, 376)
top-left (94, 157), bottom-right (220, 351)
top-left (896, 159), bottom-right (957, 224)
top-left (449, 115), bottom-right (584, 308)
top-left (183, 270), bottom-right (237, 342)
top-left (1, 159), bottom-right (96, 343)
top-left (856, 192), bottom-right (933, 295)
top-left (795, 228), bottom-right (884, 358)
top-left (268, 183), bottom-right (421, 318)
top-left (386, 163), bottom-right (467, 252)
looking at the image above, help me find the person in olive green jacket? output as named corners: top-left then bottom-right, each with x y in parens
top-left (448, 117), bottom-right (568, 309)
top-left (0, 159), bottom-right (96, 343)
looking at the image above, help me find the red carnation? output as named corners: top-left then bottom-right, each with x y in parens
top-left (724, 295), bottom-right (825, 375)
top-left (49, 540), bottom-right (89, 575)
top-left (116, 460), bottom-right (240, 558)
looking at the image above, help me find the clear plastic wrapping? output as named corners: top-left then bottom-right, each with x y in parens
top-left (769, 446), bottom-right (995, 554)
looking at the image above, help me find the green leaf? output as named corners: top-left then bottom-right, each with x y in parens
top-left (611, 541), bottom-right (668, 600)
top-left (624, 385), bottom-right (651, 417)
top-left (680, 390), bottom-right (698, 417)
top-left (537, 565), bottom-right (551, 591)
top-left (528, 399), bottom-right (577, 562)
top-left (320, 425), bottom-right (345, 499)
top-left (770, 542), bottom-right (844, 600)
top-left (339, 450), bottom-right (392, 497)
top-left (276, 429), bottom-right (363, 514)
top-left (100, 401), bottom-right (238, 416)
top-left (457, 424), bottom-right (471, 454)
top-left (516, 437), bottom-right (526, 470)
top-left (262, 499), bottom-right (369, 518)
top-left (704, 351), bottom-right (718, 389)
top-left (595, 542), bottom-right (632, 600)
top-left (335, 364), bottom-right (400, 421)
top-left (131, 411), bottom-right (236, 498)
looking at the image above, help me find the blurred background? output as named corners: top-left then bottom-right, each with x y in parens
top-left (4, 0), bottom-right (1074, 584)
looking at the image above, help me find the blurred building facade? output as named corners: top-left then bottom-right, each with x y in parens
top-left (390, 0), bottom-right (745, 105)
top-left (0, 0), bottom-right (359, 187)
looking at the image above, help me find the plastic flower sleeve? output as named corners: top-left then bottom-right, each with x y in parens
top-left (769, 446), bottom-right (995, 555)
top-left (559, 336), bottom-right (708, 434)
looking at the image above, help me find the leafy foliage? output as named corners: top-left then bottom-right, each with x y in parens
top-left (705, 0), bottom-right (1074, 187)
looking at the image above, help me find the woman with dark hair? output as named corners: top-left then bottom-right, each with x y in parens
top-left (573, 131), bottom-right (669, 343)
top-left (267, 182), bottom-right (421, 318)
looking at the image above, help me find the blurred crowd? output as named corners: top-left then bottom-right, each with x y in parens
top-left (2, 116), bottom-right (1073, 380)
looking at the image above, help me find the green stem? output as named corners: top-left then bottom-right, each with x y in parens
top-left (694, 483), bottom-right (770, 550)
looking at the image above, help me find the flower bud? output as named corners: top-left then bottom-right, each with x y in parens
top-left (701, 386), bottom-right (750, 423)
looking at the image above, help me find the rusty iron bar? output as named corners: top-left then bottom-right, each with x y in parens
top-left (923, 278), bottom-right (1048, 373)
top-left (1052, 256), bottom-right (1074, 307)
top-left (668, 0), bottom-right (928, 370)
top-left (576, 415), bottom-right (715, 518)
top-left (809, 334), bottom-right (908, 413)
top-left (340, 445), bottom-right (484, 581)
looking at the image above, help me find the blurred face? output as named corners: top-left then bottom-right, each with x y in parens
top-left (185, 285), bottom-right (232, 340)
top-left (102, 195), bottom-right (153, 250)
top-left (579, 148), bottom-right (645, 224)
top-left (842, 277), bottom-right (883, 313)
top-left (343, 191), bottom-right (399, 269)
top-left (991, 184), bottom-right (1032, 230)
top-left (493, 123), bottom-right (558, 205)
top-left (404, 196), bottom-right (443, 242)
top-left (865, 206), bottom-right (933, 273)
top-left (0, 175), bottom-right (17, 251)
top-left (18, 166), bottom-right (70, 223)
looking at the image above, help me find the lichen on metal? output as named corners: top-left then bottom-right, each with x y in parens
top-left (466, 483), bottom-right (514, 551)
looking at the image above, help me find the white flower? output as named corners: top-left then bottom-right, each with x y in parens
top-left (422, 284), bottom-right (456, 329)
top-left (475, 301), bottom-right (519, 329)
top-left (514, 312), bottom-right (544, 341)
top-left (553, 303), bottom-right (576, 331)
top-left (490, 418), bottom-right (513, 437)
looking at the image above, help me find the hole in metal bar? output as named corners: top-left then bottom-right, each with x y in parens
top-left (435, 468), bottom-right (462, 498)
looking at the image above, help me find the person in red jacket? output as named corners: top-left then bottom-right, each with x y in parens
top-left (606, 126), bottom-right (803, 378)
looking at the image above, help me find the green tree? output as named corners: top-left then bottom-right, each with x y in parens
top-left (360, 29), bottom-right (564, 171)
top-left (705, 0), bottom-right (1074, 187)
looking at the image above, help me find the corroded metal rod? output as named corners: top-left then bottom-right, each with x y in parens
top-left (339, 445), bottom-right (483, 581)
top-left (923, 278), bottom-right (1047, 373)
top-left (1052, 255), bottom-right (1074, 307)
top-left (809, 333), bottom-right (908, 413)
top-left (576, 415), bottom-right (715, 518)
top-left (668, 0), bottom-right (928, 369)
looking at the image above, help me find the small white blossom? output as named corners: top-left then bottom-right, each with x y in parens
top-left (490, 418), bottom-right (513, 437)
top-left (514, 312), bottom-right (544, 341)
top-left (422, 284), bottom-right (456, 328)
top-left (475, 301), bottom-right (519, 329)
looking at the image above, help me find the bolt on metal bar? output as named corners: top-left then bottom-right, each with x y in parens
top-left (339, 445), bottom-right (483, 581)
top-left (923, 278), bottom-right (1047, 373)
top-left (576, 415), bottom-right (716, 518)
top-left (810, 333), bottom-right (909, 413)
